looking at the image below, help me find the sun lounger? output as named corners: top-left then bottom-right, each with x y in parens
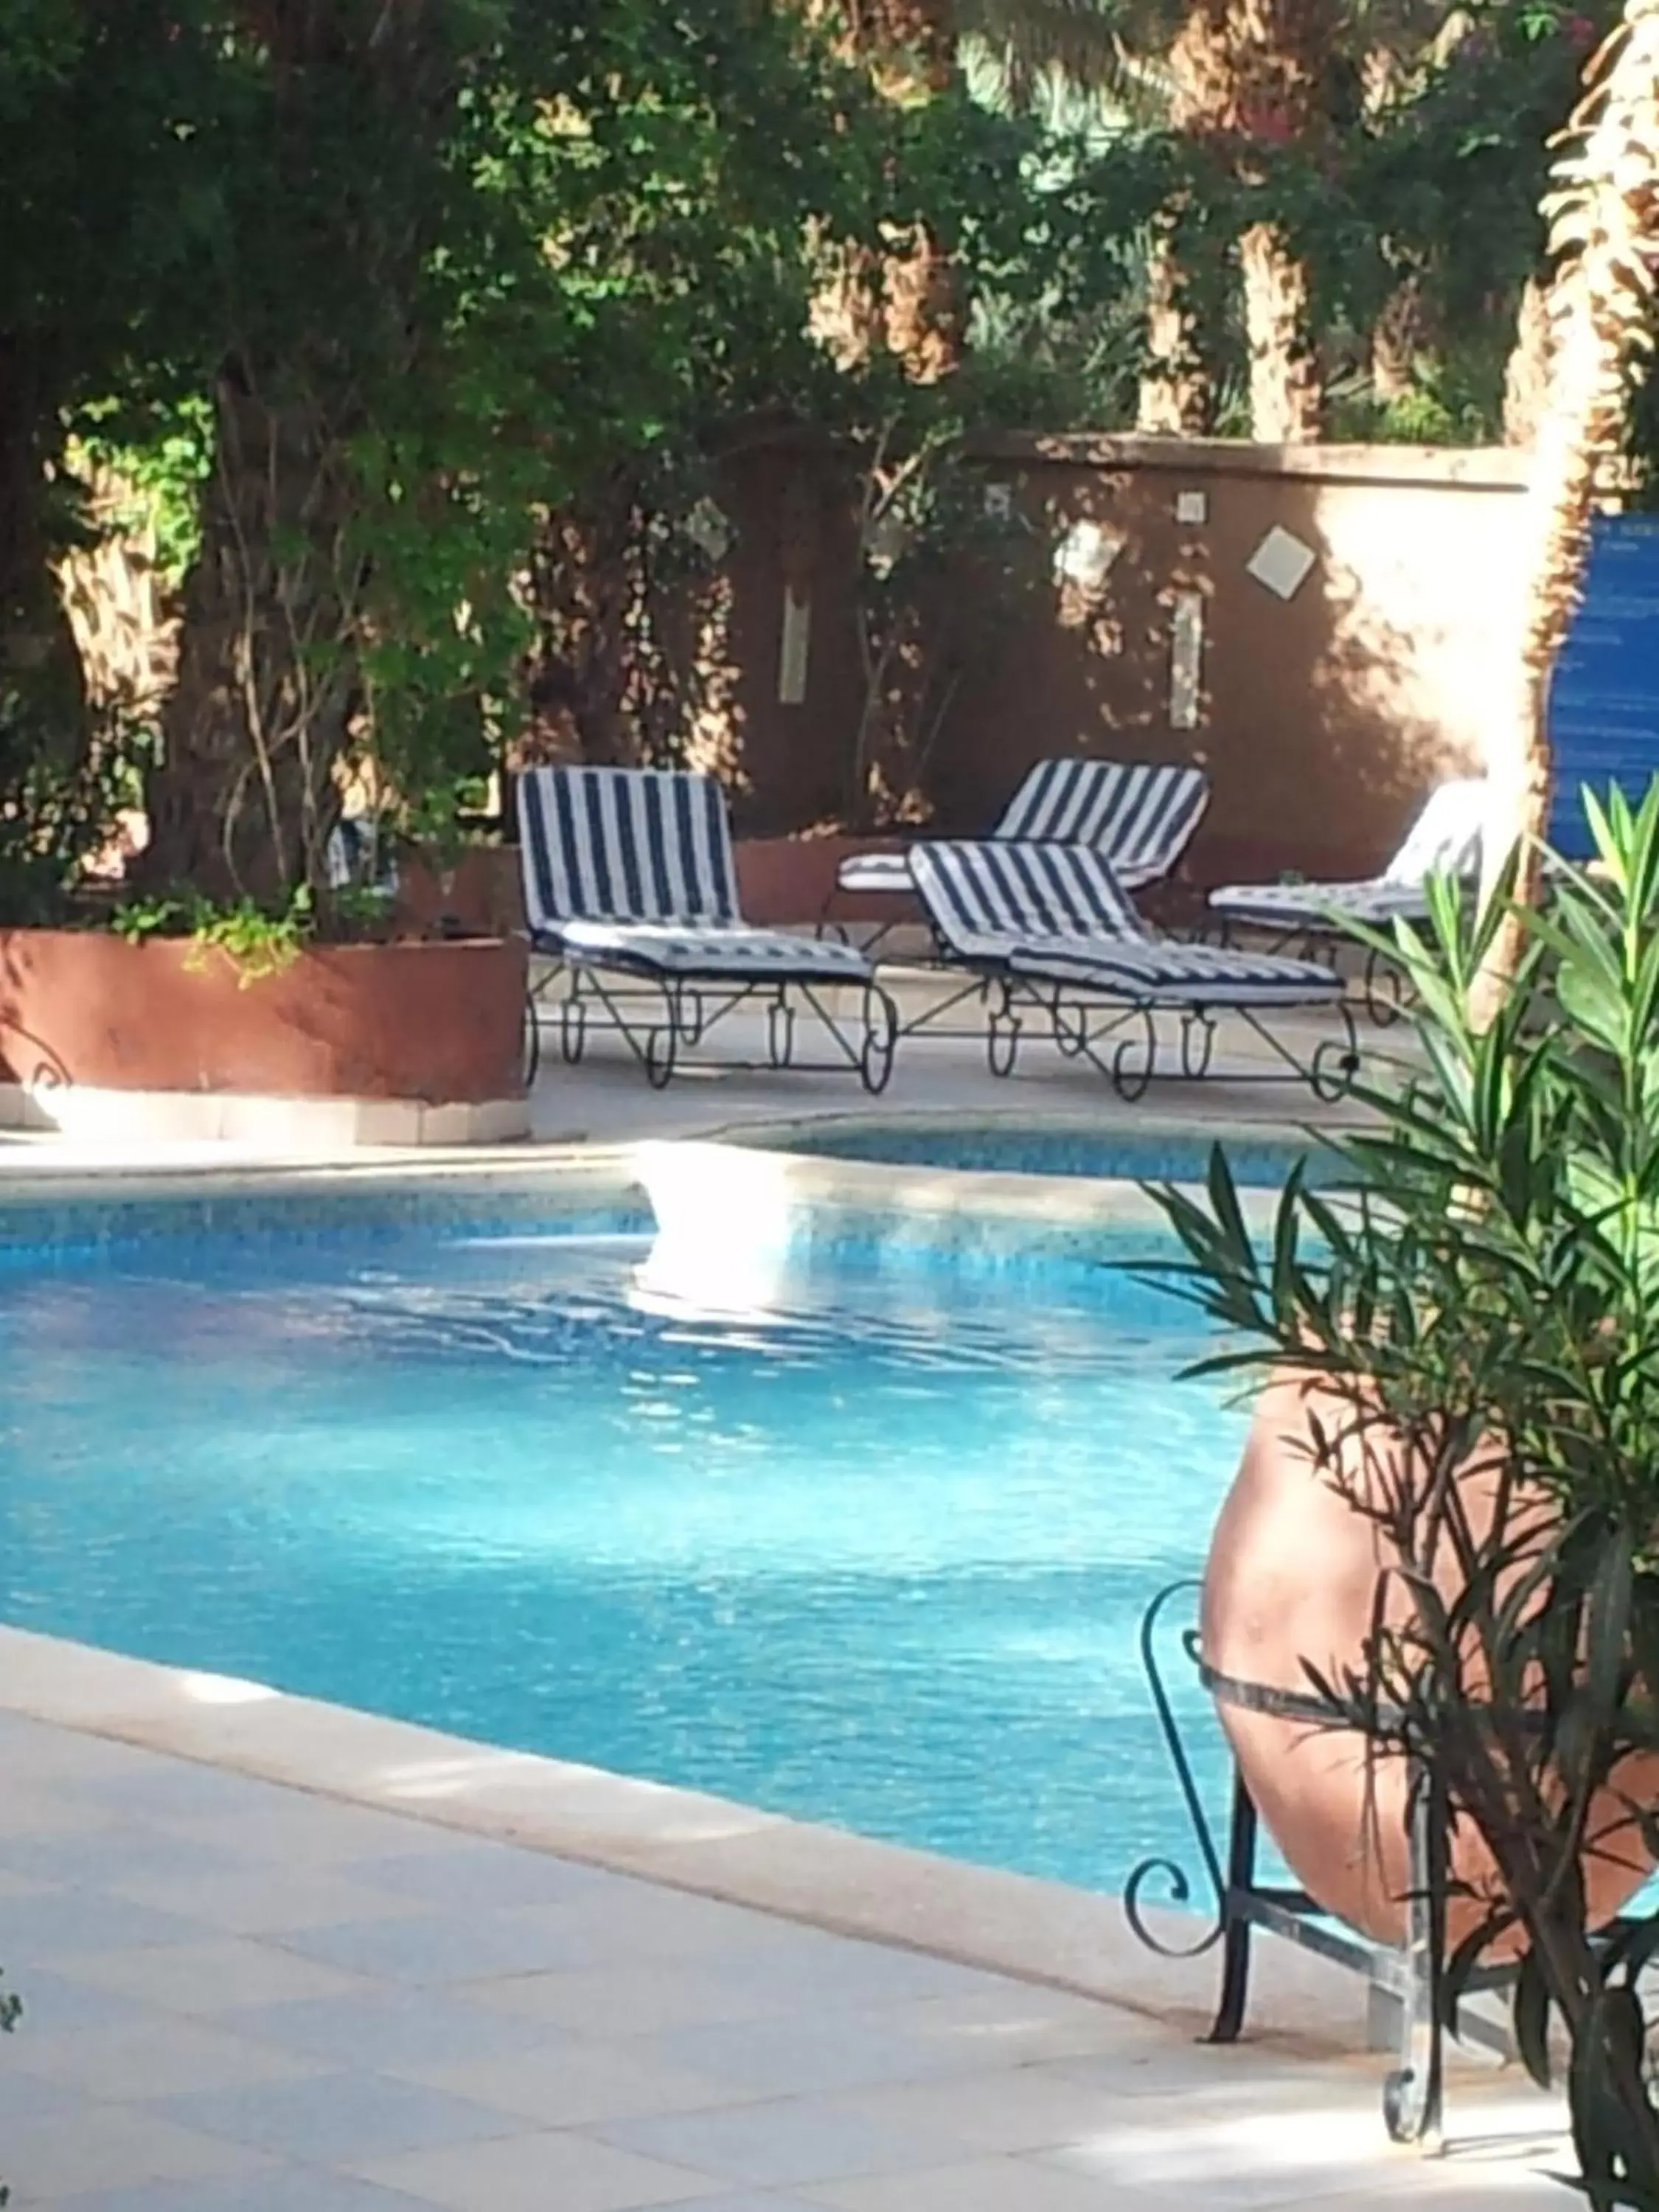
top-left (516, 767), bottom-right (897, 1091)
top-left (905, 839), bottom-right (1355, 1100)
top-left (1206, 776), bottom-right (1486, 1018)
top-left (827, 759), bottom-right (1209, 947)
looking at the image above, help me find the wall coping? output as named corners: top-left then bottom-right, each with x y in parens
top-left (966, 431), bottom-right (1532, 492)
top-left (722, 420), bottom-right (1532, 494)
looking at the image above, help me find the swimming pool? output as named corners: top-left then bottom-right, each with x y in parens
top-left (0, 1196), bottom-right (1245, 1896)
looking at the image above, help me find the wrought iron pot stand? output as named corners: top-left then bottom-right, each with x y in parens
top-left (1129, 1580), bottom-right (1522, 2151)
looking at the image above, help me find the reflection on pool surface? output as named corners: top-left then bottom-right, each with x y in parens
top-left (0, 1210), bottom-right (1245, 1893)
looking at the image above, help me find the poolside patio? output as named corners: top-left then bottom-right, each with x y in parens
top-left (0, 1634), bottom-right (1572, 2212)
top-left (0, 966), bottom-right (1382, 1169)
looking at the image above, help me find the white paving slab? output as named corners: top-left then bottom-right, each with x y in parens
top-left (0, 1699), bottom-right (1585, 2211)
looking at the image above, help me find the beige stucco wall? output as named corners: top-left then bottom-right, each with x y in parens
top-left (703, 434), bottom-right (1533, 894)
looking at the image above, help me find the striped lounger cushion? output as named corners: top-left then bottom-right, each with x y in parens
top-left (997, 758), bottom-right (1208, 880)
top-left (1009, 936), bottom-right (1343, 1009)
top-left (518, 766), bottom-right (872, 984)
top-left (836, 759), bottom-right (1208, 896)
top-left (1208, 777), bottom-right (1486, 928)
top-left (909, 841), bottom-right (1341, 1007)
top-left (557, 919), bottom-right (869, 981)
top-left (1206, 879), bottom-right (1436, 928)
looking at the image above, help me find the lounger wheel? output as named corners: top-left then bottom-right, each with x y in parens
top-left (559, 998), bottom-right (587, 1065)
top-left (858, 985), bottom-right (898, 1096)
top-left (1180, 1013), bottom-right (1216, 1081)
top-left (987, 1012), bottom-right (1020, 1079)
top-left (522, 995), bottom-right (542, 1087)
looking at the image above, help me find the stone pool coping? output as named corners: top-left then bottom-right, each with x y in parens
top-left (0, 1623), bottom-right (1372, 2064)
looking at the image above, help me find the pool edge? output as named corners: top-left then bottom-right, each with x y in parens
top-left (0, 1621), bottom-right (1371, 2060)
top-left (0, 1133), bottom-right (1288, 1256)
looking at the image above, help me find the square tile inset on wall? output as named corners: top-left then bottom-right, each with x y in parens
top-left (1245, 523), bottom-right (1317, 601)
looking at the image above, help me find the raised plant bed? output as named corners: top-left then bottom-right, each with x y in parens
top-left (0, 931), bottom-right (530, 1146)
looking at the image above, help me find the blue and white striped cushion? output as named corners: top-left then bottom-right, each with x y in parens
top-left (1208, 879), bottom-right (1433, 928)
top-left (1012, 936), bottom-right (1343, 1009)
top-left (518, 768), bottom-right (740, 929)
top-left (557, 921), bottom-right (872, 981)
top-left (909, 841), bottom-right (1144, 958)
top-left (911, 842), bottom-right (1341, 1006)
top-left (833, 759), bottom-right (1208, 897)
top-left (1381, 776), bottom-right (1485, 886)
top-left (1208, 778), bottom-right (1486, 928)
top-left (997, 760), bottom-right (1208, 884)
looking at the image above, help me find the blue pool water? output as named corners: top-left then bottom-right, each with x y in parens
top-left (0, 1208), bottom-right (1245, 1894)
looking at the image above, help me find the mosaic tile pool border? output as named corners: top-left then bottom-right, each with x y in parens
top-left (0, 1116), bottom-right (1304, 1270)
top-left (0, 1159), bottom-right (653, 1262)
top-left (718, 1110), bottom-right (1330, 1191)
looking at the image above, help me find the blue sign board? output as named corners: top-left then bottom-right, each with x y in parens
top-left (1548, 514), bottom-right (1659, 856)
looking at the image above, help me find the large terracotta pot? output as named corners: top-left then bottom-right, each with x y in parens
top-left (1202, 1374), bottom-right (1658, 1948)
top-left (0, 930), bottom-right (528, 1104)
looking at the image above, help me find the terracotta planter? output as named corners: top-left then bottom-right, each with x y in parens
top-left (1202, 1375), bottom-right (1658, 1949)
top-left (0, 931), bottom-right (529, 1105)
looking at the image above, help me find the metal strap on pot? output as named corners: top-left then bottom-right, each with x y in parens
top-left (1198, 1659), bottom-right (1407, 1733)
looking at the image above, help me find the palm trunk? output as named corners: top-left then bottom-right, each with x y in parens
top-left (524, 489), bottom-right (641, 769)
top-left (1502, 274), bottom-right (1557, 448)
top-left (1138, 228), bottom-right (1210, 432)
top-left (803, 0), bottom-right (961, 379)
top-left (1167, 0), bottom-right (1332, 443)
top-left (1239, 220), bottom-right (1322, 441)
top-left (1362, 37), bottom-right (1432, 410)
top-left (881, 223), bottom-right (963, 382)
top-left (1470, 0), bottom-right (1659, 1029)
top-left (142, 1), bottom-right (442, 908)
top-left (1371, 274), bottom-right (1430, 404)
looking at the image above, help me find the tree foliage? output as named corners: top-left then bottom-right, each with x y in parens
top-left (0, 0), bottom-right (1647, 914)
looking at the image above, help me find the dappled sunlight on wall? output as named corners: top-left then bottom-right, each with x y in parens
top-left (1310, 473), bottom-right (1527, 782)
top-left (688, 431), bottom-right (1531, 881)
top-left (678, 571), bottom-right (748, 795)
